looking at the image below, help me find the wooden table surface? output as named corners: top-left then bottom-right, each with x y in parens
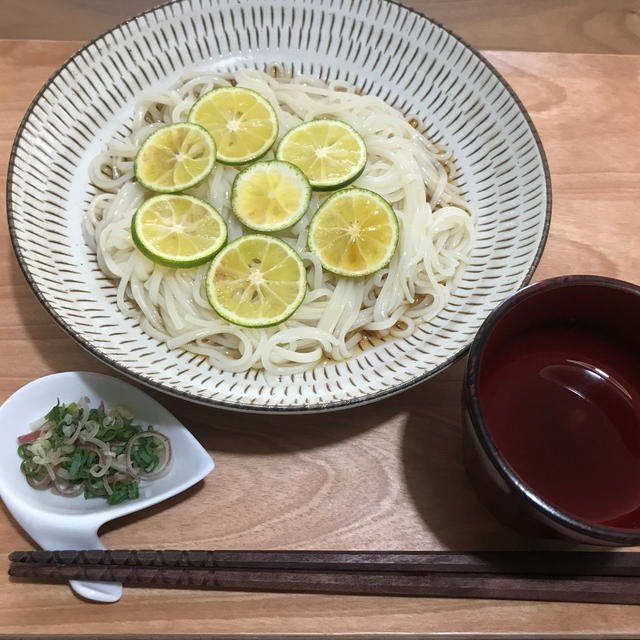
top-left (2, 21), bottom-right (640, 639)
top-left (3, 0), bottom-right (640, 54)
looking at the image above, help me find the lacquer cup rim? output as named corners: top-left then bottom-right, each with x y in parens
top-left (464, 274), bottom-right (640, 545)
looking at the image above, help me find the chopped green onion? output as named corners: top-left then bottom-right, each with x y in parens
top-left (17, 399), bottom-right (170, 506)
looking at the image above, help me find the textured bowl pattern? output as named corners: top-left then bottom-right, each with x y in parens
top-left (7, 0), bottom-right (550, 411)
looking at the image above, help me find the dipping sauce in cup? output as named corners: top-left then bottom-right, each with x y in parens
top-left (463, 275), bottom-right (640, 546)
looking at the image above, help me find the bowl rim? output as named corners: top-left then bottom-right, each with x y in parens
top-left (465, 273), bottom-right (640, 544)
top-left (6, 0), bottom-right (552, 414)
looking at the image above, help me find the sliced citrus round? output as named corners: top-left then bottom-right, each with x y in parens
top-left (131, 194), bottom-right (227, 268)
top-left (206, 235), bottom-right (306, 327)
top-left (134, 122), bottom-right (216, 193)
top-left (276, 119), bottom-right (367, 190)
top-left (188, 87), bottom-right (278, 165)
top-left (231, 160), bottom-right (311, 232)
top-left (307, 188), bottom-right (399, 277)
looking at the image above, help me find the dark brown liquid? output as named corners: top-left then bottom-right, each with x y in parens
top-left (480, 325), bottom-right (640, 528)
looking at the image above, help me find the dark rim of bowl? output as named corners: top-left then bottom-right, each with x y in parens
top-left (6, 0), bottom-right (552, 414)
top-left (465, 274), bottom-right (640, 544)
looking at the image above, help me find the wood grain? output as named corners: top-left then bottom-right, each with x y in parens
top-left (12, 562), bottom-right (640, 605)
top-left (14, 549), bottom-right (640, 576)
top-left (1, 39), bottom-right (640, 634)
top-left (2, 0), bottom-right (640, 54)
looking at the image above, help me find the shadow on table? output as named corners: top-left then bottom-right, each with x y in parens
top-left (160, 388), bottom-right (403, 456)
top-left (99, 479), bottom-right (207, 538)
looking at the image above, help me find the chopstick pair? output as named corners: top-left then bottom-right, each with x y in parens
top-left (9, 550), bottom-right (640, 604)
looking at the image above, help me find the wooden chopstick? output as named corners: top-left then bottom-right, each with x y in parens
top-left (9, 549), bottom-right (640, 576)
top-left (8, 560), bottom-right (640, 604)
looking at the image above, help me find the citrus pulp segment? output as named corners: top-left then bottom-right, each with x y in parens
top-left (206, 235), bottom-right (307, 327)
top-left (131, 194), bottom-right (227, 268)
top-left (276, 119), bottom-right (367, 190)
top-left (231, 160), bottom-right (311, 232)
top-left (307, 188), bottom-right (399, 277)
top-left (134, 122), bottom-right (216, 193)
top-left (188, 87), bottom-right (278, 165)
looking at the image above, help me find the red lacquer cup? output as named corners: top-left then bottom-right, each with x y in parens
top-left (463, 275), bottom-right (640, 546)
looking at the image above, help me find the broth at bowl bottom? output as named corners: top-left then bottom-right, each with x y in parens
top-left (479, 323), bottom-right (640, 529)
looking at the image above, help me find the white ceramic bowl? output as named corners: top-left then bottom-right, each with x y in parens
top-left (7, 0), bottom-right (550, 412)
top-left (0, 371), bottom-right (214, 602)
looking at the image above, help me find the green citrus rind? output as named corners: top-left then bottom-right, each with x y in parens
top-left (205, 234), bottom-right (307, 328)
top-left (188, 86), bottom-right (279, 165)
top-left (307, 187), bottom-right (399, 277)
top-left (230, 160), bottom-right (312, 232)
top-left (131, 194), bottom-right (227, 268)
top-left (276, 118), bottom-right (367, 190)
top-left (206, 234), bottom-right (307, 327)
top-left (134, 122), bottom-right (216, 193)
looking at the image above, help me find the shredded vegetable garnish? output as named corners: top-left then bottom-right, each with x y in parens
top-left (17, 398), bottom-right (171, 505)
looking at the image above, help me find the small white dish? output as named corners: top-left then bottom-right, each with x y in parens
top-left (0, 371), bottom-right (214, 603)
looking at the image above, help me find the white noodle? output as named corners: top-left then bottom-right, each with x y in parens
top-left (85, 69), bottom-right (474, 374)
